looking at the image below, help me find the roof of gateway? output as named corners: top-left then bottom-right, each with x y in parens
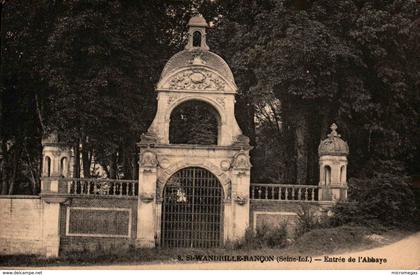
top-left (159, 49), bottom-right (235, 86)
top-left (159, 15), bottom-right (236, 87)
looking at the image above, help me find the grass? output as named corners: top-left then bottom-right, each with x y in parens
top-left (0, 227), bottom-right (415, 267)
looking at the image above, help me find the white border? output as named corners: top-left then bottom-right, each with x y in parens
top-left (66, 207), bottom-right (132, 238)
top-left (253, 211), bottom-right (298, 232)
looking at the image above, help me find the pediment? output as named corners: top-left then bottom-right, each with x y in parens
top-left (157, 67), bottom-right (236, 93)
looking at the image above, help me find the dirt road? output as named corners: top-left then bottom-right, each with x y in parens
top-left (10, 231), bottom-right (420, 270)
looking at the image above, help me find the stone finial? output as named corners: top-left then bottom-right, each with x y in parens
top-left (328, 123), bottom-right (340, 138)
top-left (139, 131), bottom-right (158, 146)
top-left (190, 52), bottom-right (207, 65)
top-left (328, 123), bottom-right (340, 137)
top-left (232, 134), bottom-right (250, 147)
top-left (318, 123), bottom-right (349, 156)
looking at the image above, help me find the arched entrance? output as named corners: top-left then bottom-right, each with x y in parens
top-left (169, 100), bottom-right (220, 145)
top-left (161, 167), bottom-right (224, 248)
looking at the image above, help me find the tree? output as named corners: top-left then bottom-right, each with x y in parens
top-left (42, 0), bottom-right (181, 179)
top-left (209, 0), bottom-right (420, 183)
top-left (1, 0), bottom-right (418, 194)
top-left (0, 0), bottom-right (61, 194)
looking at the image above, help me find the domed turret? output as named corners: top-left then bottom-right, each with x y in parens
top-left (318, 123), bottom-right (349, 202)
top-left (318, 123), bottom-right (349, 157)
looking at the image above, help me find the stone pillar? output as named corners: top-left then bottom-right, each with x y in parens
top-left (42, 200), bottom-right (61, 257)
top-left (0, 145), bottom-right (3, 189)
top-left (318, 123), bottom-right (349, 201)
top-left (41, 195), bottom-right (71, 257)
top-left (136, 148), bottom-right (158, 247)
top-left (40, 132), bottom-right (72, 257)
top-left (230, 150), bottom-right (251, 240)
top-left (223, 199), bottom-right (233, 243)
top-left (231, 171), bottom-right (250, 240)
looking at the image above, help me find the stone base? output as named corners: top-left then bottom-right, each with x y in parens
top-left (135, 239), bottom-right (155, 248)
top-left (44, 237), bottom-right (60, 258)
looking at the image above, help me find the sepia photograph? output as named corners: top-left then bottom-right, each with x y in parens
top-left (0, 0), bottom-right (419, 273)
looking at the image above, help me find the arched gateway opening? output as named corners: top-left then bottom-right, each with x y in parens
top-left (169, 100), bottom-right (220, 145)
top-left (161, 167), bottom-right (224, 248)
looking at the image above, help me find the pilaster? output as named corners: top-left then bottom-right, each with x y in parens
top-left (136, 149), bottom-right (158, 247)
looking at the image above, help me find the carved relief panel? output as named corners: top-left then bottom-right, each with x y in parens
top-left (162, 69), bottom-right (226, 91)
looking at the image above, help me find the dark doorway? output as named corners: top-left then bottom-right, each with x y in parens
top-left (161, 167), bottom-right (224, 248)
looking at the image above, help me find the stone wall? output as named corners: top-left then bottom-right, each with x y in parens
top-left (0, 195), bottom-right (139, 256)
top-left (59, 197), bottom-right (138, 254)
top-left (0, 196), bottom-right (335, 256)
top-left (0, 196), bottom-right (44, 255)
top-left (250, 200), bottom-right (334, 237)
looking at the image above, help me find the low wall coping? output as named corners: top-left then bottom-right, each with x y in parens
top-left (145, 143), bottom-right (252, 151)
top-left (39, 193), bottom-right (138, 200)
top-left (250, 199), bottom-right (335, 206)
top-left (67, 194), bottom-right (139, 200)
top-left (0, 195), bottom-right (41, 199)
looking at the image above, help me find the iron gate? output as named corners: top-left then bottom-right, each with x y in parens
top-left (161, 167), bottom-right (224, 248)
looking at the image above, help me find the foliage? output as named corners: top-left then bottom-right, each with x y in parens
top-left (0, 0), bottom-right (419, 194)
top-left (0, 0), bottom-right (200, 191)
top-left (294, 204), bottom-right (331, 238)
top-left (42, 0), bottom-right (176, 178)
top-left (293, 225), bottom-right (374, 255)
top-left (331, 173), bottom-right (417, 227)
top-left (235, 223), bottom-right (289, 249)
top-left (169, 101), bottom-right (218, 145)
top-left (209, 0), bottom-right (420, 183)
top-left (0, 1), bottom-right (57, 194)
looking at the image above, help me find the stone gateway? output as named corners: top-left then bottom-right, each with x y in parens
top-left (0, 15), bottom-right (349, 257)
top-left (137, 14), bottom-right (252, 247)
